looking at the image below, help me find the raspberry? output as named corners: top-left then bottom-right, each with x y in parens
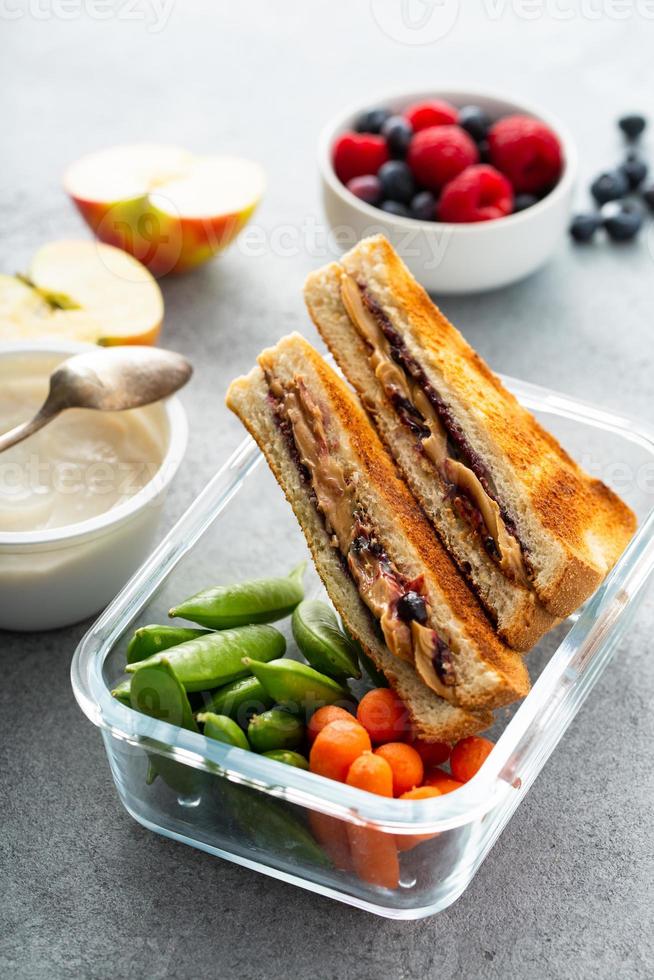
top-left (407, 125), bottom-right (478, 192)
top-left (332, 131), bottom-right (389, 185)
top-left (438, 165), bottom-right (514, 222)
top-left (404, 99), bottom-right (458, 132)
top-left (488, 115), bottom-right (562, 194)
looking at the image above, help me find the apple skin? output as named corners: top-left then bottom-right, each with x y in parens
top-left (70, 195), bottom-right (258, 276)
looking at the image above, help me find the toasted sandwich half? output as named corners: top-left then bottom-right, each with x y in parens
top-left (227, 334), bottom-right (531, 742)
top-left (304, 235), bottom-right (636, 649)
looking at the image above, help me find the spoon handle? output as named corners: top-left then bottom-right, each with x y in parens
top-left (0, 408), bottom-right (57, 455)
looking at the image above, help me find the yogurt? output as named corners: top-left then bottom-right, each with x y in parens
top-left (0, 353), bottom-right (166, 532)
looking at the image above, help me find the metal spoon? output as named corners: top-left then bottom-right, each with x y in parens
top-left (0, 346), bottom-right (193, 454)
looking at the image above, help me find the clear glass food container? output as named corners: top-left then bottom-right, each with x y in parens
top-left (71, 375), bottom-right (654, 919)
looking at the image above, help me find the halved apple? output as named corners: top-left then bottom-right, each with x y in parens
top-left (64, 144), bottom-right (266, 275)
top-left (0, 240), bottom-right (163, 345)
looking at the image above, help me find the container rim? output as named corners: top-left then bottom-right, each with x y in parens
top-left (0, 341), bottom-right (189, 548)
top-left (71, 375), bottom-right (654, 833)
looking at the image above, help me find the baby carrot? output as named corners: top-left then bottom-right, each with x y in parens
top-left (450, 736), bottom-right (494, 783)
top-left (374, 742), bottom-right (424, 797)
top-left (345, 749), bottom-right (398, 889)
top-left (308, 811), bottom-right (352, 872)
top-left (423, 768), bottom-right (464, 794)
top-left (356, 688), bottom-right (409, 744)
top-left (396, 786), bottom-right (442, 852)
top-left (307, 704), bottom-right (354, 743)
top-left (309, 719), bottom-right (371, 782)
top-left (346, 752), bottom-right (394, 797)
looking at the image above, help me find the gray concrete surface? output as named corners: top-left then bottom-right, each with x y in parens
top-left (2, 4), bottom-right (653, 978)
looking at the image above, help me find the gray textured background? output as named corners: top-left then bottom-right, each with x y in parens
top-left (2, 3), bottom-right (653, 978)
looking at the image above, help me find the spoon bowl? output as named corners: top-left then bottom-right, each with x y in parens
top-left (0, 346), bottom-right (192, 453)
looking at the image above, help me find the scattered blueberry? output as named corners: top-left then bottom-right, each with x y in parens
top-left (354, 107), bottom-right (391, 134)
top-left (620, 155), bottom-right (648, 189)
top-left (477, 139), bottom-right (491, 164)
top-left (380, 200), bottom-right (411, 217)
top-left (569, 213), bottom-right (601, 243)
top-left (513, 193), bottom-right (538, 213)
top-left (378, 160), bottom-right (415, 205)
top-left (381, 115), bottom-right (413, 158)
top-left (618, 114), bottom-right (646, 141)
top-left (458, 105), bottom-right (492, 142)
top-left (345, 174), bottom-right (382, 205)
top-left (603, 202), bottom-right (644, 242)
top-left (590, 169), bottom-right (629, 205)
top-left (641, 184), bottom-right (654, 212)
top-left (410, 190), bottom-right (437, 221)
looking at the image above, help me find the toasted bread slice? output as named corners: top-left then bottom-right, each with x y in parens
top-left (304, 235), bottom-right (636, 628)
top-left (227, 334), bottom-right (529, 735)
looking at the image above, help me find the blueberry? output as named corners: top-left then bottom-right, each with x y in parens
top-left (477, 139), bottom-right (491, 164)
top-left (378, 160), bottom-right (415, 205)
top-left (569, 213), bottom-right (601, 243)
top-left (346, 175), bottom-right (382, 205)
top-left (590, 169), bottom-right (629, 205)
top-left (620, 156), bottom-right (648, 189)
top-left (513, 193), bottom-right (538, 213)
top-left (458, 105), bottom-right (492, 142)
top-left (381, 114), bottom-right (413, 158)
top-left (396, 591), bottom-right (428, 625)
top-left (618, 114), bottom-right (646, 141)
top-left (604, 203), bottom-right (644, 242)
top-left (641, 184), bottom-right (654, 212)
top-left (379, 200), bottom-right (411, 217)
top-left (410, 190), bottom-right (437, 221)
top-left (354, 107), bottom-right (391, 135)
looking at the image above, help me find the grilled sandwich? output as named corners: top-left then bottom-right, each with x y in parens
top-left (304, 235), bottom-right (636, 650)
top-left (227, 333), bottom-right (532, 742)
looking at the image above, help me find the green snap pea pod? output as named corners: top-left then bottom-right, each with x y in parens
top-left (291, 600), bottom-right (361, 680)
top-left (126, 625), bottom-right (286, 692)
top-left (221, 781), bottom-right (330, 869)
top-left (168, 562), bottom-right (306, 629)
top-left (111, 677), bottom-right (132, 706)
top-left (197, 712), bottom-right (250, 751)
top-left (130, 659), bottom-right (202, 796)
top-left (247, 708), bottom-right (305, 753)
top-left (202, 675), bottom-right (273, 722)
top-left (126, 624), bottom-right (210, 665)
top-left (262, 749), bottom-right (309, 770)
top-left (243, 657), bottom-right (348, 709)
top-left (130, 659), bottom-right (199, 732)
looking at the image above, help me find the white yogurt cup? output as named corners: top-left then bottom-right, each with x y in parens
top-left (0, 342), bottom-right (188, 631)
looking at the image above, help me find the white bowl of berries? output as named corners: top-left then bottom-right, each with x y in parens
top-left (319, 89), bottom-right (577, 294)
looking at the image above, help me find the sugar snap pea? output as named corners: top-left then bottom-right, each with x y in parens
top-left (202, 674), bottom-right (273, 722)
top-left (168, 563), bottom-right (306, 629)
top-left (127, 624), bottom-right (210, 665)
top-left (111, 677), bottom-right (132, 706)
top-left (292, 600), bottom-right (361, 680)
top-left (343, 627), bottom-right (389, 688)
top-left (130, 659), bottom-right (199, 732)
top-left (262, 749), bottom-right (309, 770)
top-left (126, 625), bottom-right (286, 692)
top-left (248, 707), bottom-right (305, 753)
top-left (197, 712), bottom-right (250, 751)
top-left (243, 657), bottom-right (348, 708)
top-left (221, 781), bottom-right (331, 868)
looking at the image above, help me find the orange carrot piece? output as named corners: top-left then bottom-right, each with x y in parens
top-left (346, 747), bottom-right (399, 889)
top-left (307, 704), bottom-right (354, 743)
top-left (374, 742), bottom-right (424, 797)
top-left (423, 768), bottom-right (464, 794)
top-left (308, 811), bottom-right (353, 872)
top-left (309, 719), bottom-right (371, 782)
top-left (450, 736), bottom-right (494, 783)
top-left (356, 688), bottom-right (410, 744)
top-left (396, 785), bottom-right (442, 851)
